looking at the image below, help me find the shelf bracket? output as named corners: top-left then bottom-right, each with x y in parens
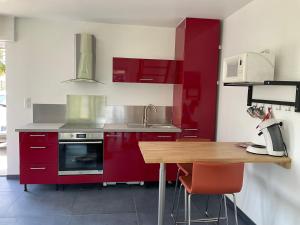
top-left (295, 84), bottom-right (300, 112)
top-left (247, 86), bottom-right (253, 106)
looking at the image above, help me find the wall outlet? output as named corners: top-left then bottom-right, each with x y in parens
top-left (24, 97), bottom-right (31, 109)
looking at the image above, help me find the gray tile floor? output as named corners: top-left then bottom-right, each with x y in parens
top-left (0, 178), bottom-right (249, 225)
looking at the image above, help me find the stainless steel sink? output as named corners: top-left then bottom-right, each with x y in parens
top-left (127, 123), bottom-right (175, 129)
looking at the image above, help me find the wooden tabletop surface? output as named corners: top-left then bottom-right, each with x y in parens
top-left (138, 142), bottom-right (291, 169)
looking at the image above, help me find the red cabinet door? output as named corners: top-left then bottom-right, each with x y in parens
top-left (104, 132), bottom-right (144, 182)
top-left (173, 18), bottom-right (220, 141)
top-left (113, 57), bottom-right (177, 84)
top-left (141, 132), bottom-right (178, 181)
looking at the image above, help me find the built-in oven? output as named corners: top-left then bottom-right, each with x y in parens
top-left (58, 132), bottom-right (103, 175)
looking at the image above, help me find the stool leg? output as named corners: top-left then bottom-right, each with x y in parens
top-left (174, 184), bottom-right (183, 223)
top-left (217, 195), bottom-right (223, 225)
top-left (205, 195), bottom-right (210, 217)
top-left (224, 195), bottom-right (229, 225)
top-left (232, 194), bottom-right (239, 225)
top-left (24, 184), bottom-right (28, 192)
top-left (171, 168), bottom-right (180, 216)
top-left (188, 194), bottom-right (192, 225)
top-left (184, 188), bottom-right (188, 222)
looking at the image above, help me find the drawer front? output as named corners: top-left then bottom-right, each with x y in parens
top-left (141, 132), bottom-right (177, 141)
top-left (20, 164), bottom-right (58, 184)
top-left (20, 132), bottom-right (58, 145)
top-left (180, 128), bottom-right (215, 140)
top-left (20, 143), bottom-right (58, 163)
top-left (180, 129), bottom-right (207, 139)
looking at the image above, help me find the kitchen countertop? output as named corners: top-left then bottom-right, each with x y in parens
top-left (15, 123), bottom-right (64, 132)
top-left (15, 123), bottom-right (181, 133)
top-left (103, 123), bottom-right (181, 133)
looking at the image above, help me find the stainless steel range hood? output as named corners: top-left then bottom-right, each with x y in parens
top-left (63, 33), bottom-right (103, 83)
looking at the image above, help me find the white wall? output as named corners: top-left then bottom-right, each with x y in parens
top-left (218, 0), bottom-right (300, 224)
top-left (0, 15), bottom-right (15, 41)
top-left (6, 18), bottom-right (175, 175)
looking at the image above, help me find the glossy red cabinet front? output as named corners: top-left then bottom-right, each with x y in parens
top-left (113, 57), bottom-right (177, 84)
top-left (104, 132), bottom-right (145, 182)
top-left (104, 132), bottom-right (178, 182)
top-left (141, 133), bottom-right (178, 181)
top-left (19, 132), bottom-right (58, 184)
top-left (173, 18), bottom-right (220, 141)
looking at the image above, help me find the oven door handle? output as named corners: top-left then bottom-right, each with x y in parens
top-left (59, 141), bottom-right (103, 144)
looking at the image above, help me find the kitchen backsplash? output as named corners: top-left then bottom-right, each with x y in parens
top-left (33, 104), bottom-right (173, 124)
top-left (33, 104), bottom-right (66, 123)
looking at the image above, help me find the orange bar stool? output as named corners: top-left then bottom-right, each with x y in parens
top-left (171, 139), bottom-right (210, 217)
top-left (174, 162), bottom-right (244, 225)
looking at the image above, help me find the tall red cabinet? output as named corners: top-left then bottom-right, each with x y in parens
top-left (173, 18), bottom-right (220, 141)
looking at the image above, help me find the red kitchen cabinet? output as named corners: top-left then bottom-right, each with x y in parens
top-left (104, 132), bottom-right (145, 182)
top-left (141, 133), bottom-right (178, 181)
top-left (103, 132), bottom-right (179, 183)
top-left (113, 57), bottom-right (177, 84)
top-left (173, 18), bottom-right (220, 141)
top-left (19, 132), bottom-right (58, 185)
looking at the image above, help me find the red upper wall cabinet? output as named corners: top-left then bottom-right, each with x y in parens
top-left (173, 18), bottom-right (220, 141)
top-left (113, 57), bottom-right (177, 84)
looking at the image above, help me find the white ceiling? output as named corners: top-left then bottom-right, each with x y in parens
top-left (0, 0), bottom-right (253, 27)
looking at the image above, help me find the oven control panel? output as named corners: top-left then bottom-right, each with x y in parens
top-left (59, 132), bottom-right (103, 140)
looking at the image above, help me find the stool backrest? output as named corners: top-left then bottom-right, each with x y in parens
top-left (191, 162), bottom-right (244, 194)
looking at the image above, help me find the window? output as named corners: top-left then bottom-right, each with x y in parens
top-left (0, 46), bottom-right (6, 132)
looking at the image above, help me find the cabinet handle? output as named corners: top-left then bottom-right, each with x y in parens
top-left (184, 129), bottom-right (198, 131)
top-left (183, 136), bottom-right (198, 138)
top-left (29, 134), bottom-right (46, 137)
top-left (30, 167), bottom-right (46, 170)
top-left (106, 134), bottom-right (121, 137)
top-left (30, 146), bottom-right (47, 149)
top-left (139, 78), bottom-right (154, 81)
top-left (157, 135), bottom-right (172, 138)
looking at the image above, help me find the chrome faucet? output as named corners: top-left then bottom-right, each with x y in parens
top-left (143, 104), bottom-right (157, 127)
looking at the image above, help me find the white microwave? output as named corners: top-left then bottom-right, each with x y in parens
top-left (222, 52), bottom-right (275, 83)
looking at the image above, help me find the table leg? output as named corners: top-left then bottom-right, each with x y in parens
top-left (158, 163), bottom-right (166, 225)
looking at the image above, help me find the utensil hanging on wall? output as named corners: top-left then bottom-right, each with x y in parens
top-left (246, 105), bottom-right (265, 119)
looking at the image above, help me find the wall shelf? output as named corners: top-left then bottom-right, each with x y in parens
top-left (224, 80), bottom-right (300, 112)
top-left (223, 82), bottom-right (264, 86)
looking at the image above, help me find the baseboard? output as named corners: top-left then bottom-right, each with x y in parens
top-left (226, 197), bottom-right (256, 225)
top-left (6, 175), bottom-right (19, 179)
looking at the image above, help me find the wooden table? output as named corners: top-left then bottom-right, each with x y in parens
top-left (138, 141), bottom-right (291, 225)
